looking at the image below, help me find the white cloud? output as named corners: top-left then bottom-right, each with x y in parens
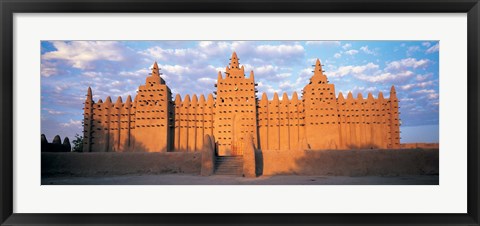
top-left (416, 73), bottom-right (432, 81)
top-left (139, 46), bottom-right (207, 63)
top-left (197, 41), bottom-right (241, 56)
top-left (305, 41), bottom-right (341, 46)
top-left (327, 59), bottom-right (424, 83)
top-left (407, 46), bottom-right (420, 56)
top-left (82, 71), bottom-right (103, 78)
top-left (334, 53), bottom-right (342, 58)
top-left (355, 70), bottom-right (414, 83)
top-left (426, 43), bottom-right (439, 54)
top-left (344, 86), bottom-right (378, 96)
top-left (360, 46), bottom-right (375, 55)
top-left (198, 77), bottom-right (217, 84)
top-left (342, 43), bottom-right (352, 49)
top-left (344, 49), bottom-right (359, 56)
top-left (414, 89), bottom-right (439, 100)
top-left (41, 61), bottom-right (59, 77)
top-left (60, 119), bottom-right (82, 128)
top-left (253, 65), bottom-right (278, 75)
top-left (422, 42), bottom-right (431, 47)
top-left (276, 73), bottom-right (291, 78)
top-left (400, 81), bottom-right (435, 90)
top-left (256, 81), bottom-right (280, 97)
top-left (42, 41), bottom-right (125, 70)
top-left (42, 108), bottom-right (65, 115)
top-left (160, 64), bottom-right (192, 75)
top-left (385, 58), bottom-right (431, 71)
top-left (401, 84), bottom-right (416, 90)
top-left (255, 44), bottom-right (304, 56)
top-left (329, 63), bottom-right (379, 78)
top-left (119, 68), bottom-right (150, 77)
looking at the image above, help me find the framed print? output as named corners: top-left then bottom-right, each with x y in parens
top-left (1, 0), bottom-right (479, 225)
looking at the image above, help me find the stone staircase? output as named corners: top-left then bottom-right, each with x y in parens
top-left (214, 156), bottom-right (244, 176)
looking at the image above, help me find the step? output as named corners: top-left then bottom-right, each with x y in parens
top-left (215, 157), bottom-right (243, 160)
top-left (214, 167), bottom-right (243, 170)
top-left (215, 169), bottom-right (243, 173)
top-left (214, 157), bottom-right (244, 176)
top-left (215, 160), bottom-right (243, 163)
top-left (214, 171), bottom-right (243, 175)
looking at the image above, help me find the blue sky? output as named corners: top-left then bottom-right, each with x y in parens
top-left (41, 40), bottom-right (439, 144)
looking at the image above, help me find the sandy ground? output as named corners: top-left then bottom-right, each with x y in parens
top-left (42, 174), bottom-right (439, 185)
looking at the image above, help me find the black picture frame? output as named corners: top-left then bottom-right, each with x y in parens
top-left (1, 0), bottom-right (479, 225)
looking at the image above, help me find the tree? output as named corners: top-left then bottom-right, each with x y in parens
top-left (72, 134), bottom-right (83, 152)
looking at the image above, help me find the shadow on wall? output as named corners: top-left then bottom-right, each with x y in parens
top-left (41, 152), bottom-right (202, 178)
top-left (43, 124), bottom-right (202, 177)
top-left (255, 148), bottom-right (263, 176)
top-left (254, 148), bottom-right (439, 177)
top-left (41, 134), bottom-right (71, 152)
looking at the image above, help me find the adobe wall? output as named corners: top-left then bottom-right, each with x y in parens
top-left (42, 152), bottom-right (201, 177)
top-left (401, 143), bottom-right (439, 149)
top-left (258, 149), bottom-right (438, 176)
top-left (174, 94), bottom-right (215, 152)
top-left (258, 92), bottom-right (304, 151)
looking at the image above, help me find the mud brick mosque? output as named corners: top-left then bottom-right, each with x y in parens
top-left (82, 52), bottom-right (400, 155)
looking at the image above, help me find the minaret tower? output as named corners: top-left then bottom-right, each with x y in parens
top-left (389, 86), bottom-right (400, 148)
top-left (82, 87), bottom-right (94, 152)
top-left (213, 52), bottom-right (258, 156)
top-left (302, 59), bottom-right (340, 149)
top-left (134, 62), bottom-right (174, 152)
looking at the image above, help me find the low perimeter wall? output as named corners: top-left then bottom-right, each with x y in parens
top-left (42, 152), bottom-right (202, 177)
top-left (257, 149), bottom-right (439, 176)
top-left (42, 149), bottom-right (438, 177)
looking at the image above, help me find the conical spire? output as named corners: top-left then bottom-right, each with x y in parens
top-left (115, 96), bottom-right (123, 104)
top-left (367, 92), bottom-right (374, 101)
top-left (249, 70), bottom-right (255, 80)
top-left (152, 61), bottom-right (160, 77)
top-left (390, 85), bottom-right (397, 99)
top-left (174, 94), bottom-right (182, 105)
top-left (292, 91), bottom-right (298, 100)
top-left (87, 87), bottom-right (92, 99)
top-left (207, 93), bottom-right (214, 104)
top-left (310, 58), bottom-right (328, 84)
top-left (126, 95), bottom-right (132, 106)
top-left (378, 92), bottom-right (384, 100)
top-left (338, 92), bottom-right (345, 102)
top-left (191, 94), bottom-right (198, 104)
top-left (217, 71), bottom-right (223, 81)
top-left (347, 92), bottom-right (354, 100)
top-left (146, 61), bottom-right (164, 85)
top-left (315, 59), bottom-right (323, 74)
top-left (261, 92), bottom-right (268, 102)
top-left (115, 96), bottom-right (123, 108)
top-left (184, 94), bottom-right (191, 103)
top-left (390, 85), bottom-right (396, 93)
top-left (229, 52), bottom-right (239, 68)
top-left (357, 93), bottom-right (364, 100)
top-left (273, 92), bottom-right (279, 102)
top-left (282, 93), bottom-right (289, 103)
